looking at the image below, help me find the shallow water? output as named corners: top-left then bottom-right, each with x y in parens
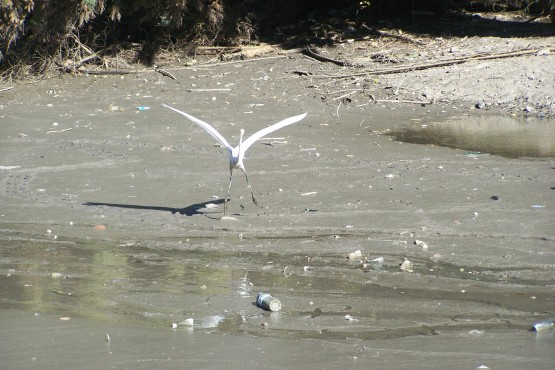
top-left (4, 234), bottom-right (552, 335)
top-left (1, 233), bottom-right (554, 369)
top-left (386, 115), bottom-right (555, 158)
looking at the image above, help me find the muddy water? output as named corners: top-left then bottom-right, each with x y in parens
top-left (1, 67), bottom-right (555, 369)
top-left (386, 115), bottom-right (555, 158)
top-left (1, 235), bottom-right (554, 369)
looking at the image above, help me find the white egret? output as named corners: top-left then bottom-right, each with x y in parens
top-left (162, 104), bottom-right (307, 214)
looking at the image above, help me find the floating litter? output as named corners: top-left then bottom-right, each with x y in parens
top-left (179, 318), bottom-right (194, 327)
top-left (0, 166), bottom-right (21, 170)
top-left (371, 257), bottom-right (384, 269)
top-left (414, 239), bottom-right (429, 251)
top-left (256, 293), bottom-right (282, 312)
top-left (531, 319), bottom-right (554, 332)
top-left (301, 191), bottom-right (317, 196)
top-left (283, 266), bottom-right (293, 277)
top-left (220, 216), bottom-right (237, 221)
top-left (348, 250), bottom-right (362, 259)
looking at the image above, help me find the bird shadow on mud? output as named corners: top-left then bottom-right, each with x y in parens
top-left (82, 199), bottom-right (225, 217)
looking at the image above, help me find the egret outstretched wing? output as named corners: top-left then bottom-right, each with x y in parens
top-left (162, 104), bottom-right (308, 215)
top-left (241, 113), bottom-right (307, 152)
top-left (162, 104), bottom-right (233, 156)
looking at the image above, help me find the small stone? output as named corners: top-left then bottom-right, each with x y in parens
top-left (475, 100), bottom-right (485, 109)
top-left (400, 258), bottom-right (413, 272)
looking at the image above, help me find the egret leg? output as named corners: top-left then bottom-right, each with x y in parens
top-left (241, 168), bottom-right (258, 206)
top-left (224, 169), bottom-right (234, 215)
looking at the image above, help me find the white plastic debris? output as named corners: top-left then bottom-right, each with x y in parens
top-left (414, 239), bottom-right (429, 251)
top-left (371, 257), bottom-right (384, 269)
top-left (0, 166), bottom-right (21, 170)
top-left (179, 318), bottom-right (194, 327)
top-left (220, 216), bottom-right (238, 221)
top-left (348, 250), bottom-right (362, 259)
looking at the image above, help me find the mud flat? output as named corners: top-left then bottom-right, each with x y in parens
top-left (1, 42), bottom-right (554, 368)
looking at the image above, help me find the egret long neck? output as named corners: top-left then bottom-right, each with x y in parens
top-left (238, 129), bottom-right (245, 153)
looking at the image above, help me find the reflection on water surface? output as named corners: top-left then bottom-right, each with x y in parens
top-left (1, 236), bottom-right (553, 341)
top-left (386, 116), bottom-right (555, 158)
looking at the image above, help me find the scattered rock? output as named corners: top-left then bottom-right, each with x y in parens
top-left (400, 258), bottom-right (413, 272)
top-left (431, 253), bottom-right (442, 262)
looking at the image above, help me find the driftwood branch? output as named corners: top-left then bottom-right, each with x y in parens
top-left (303, 46), bottom-right (351, 66)
top-left (309, 48), bottom-right (554, 79)
top-left (186, 88), bottom-right (231, 92)
top-left (77, 69), bottom-right (134, 75)
top-left (376, 99), bottom-right (432, 105)
top-left (155, 68), bottom-right (178, 82)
